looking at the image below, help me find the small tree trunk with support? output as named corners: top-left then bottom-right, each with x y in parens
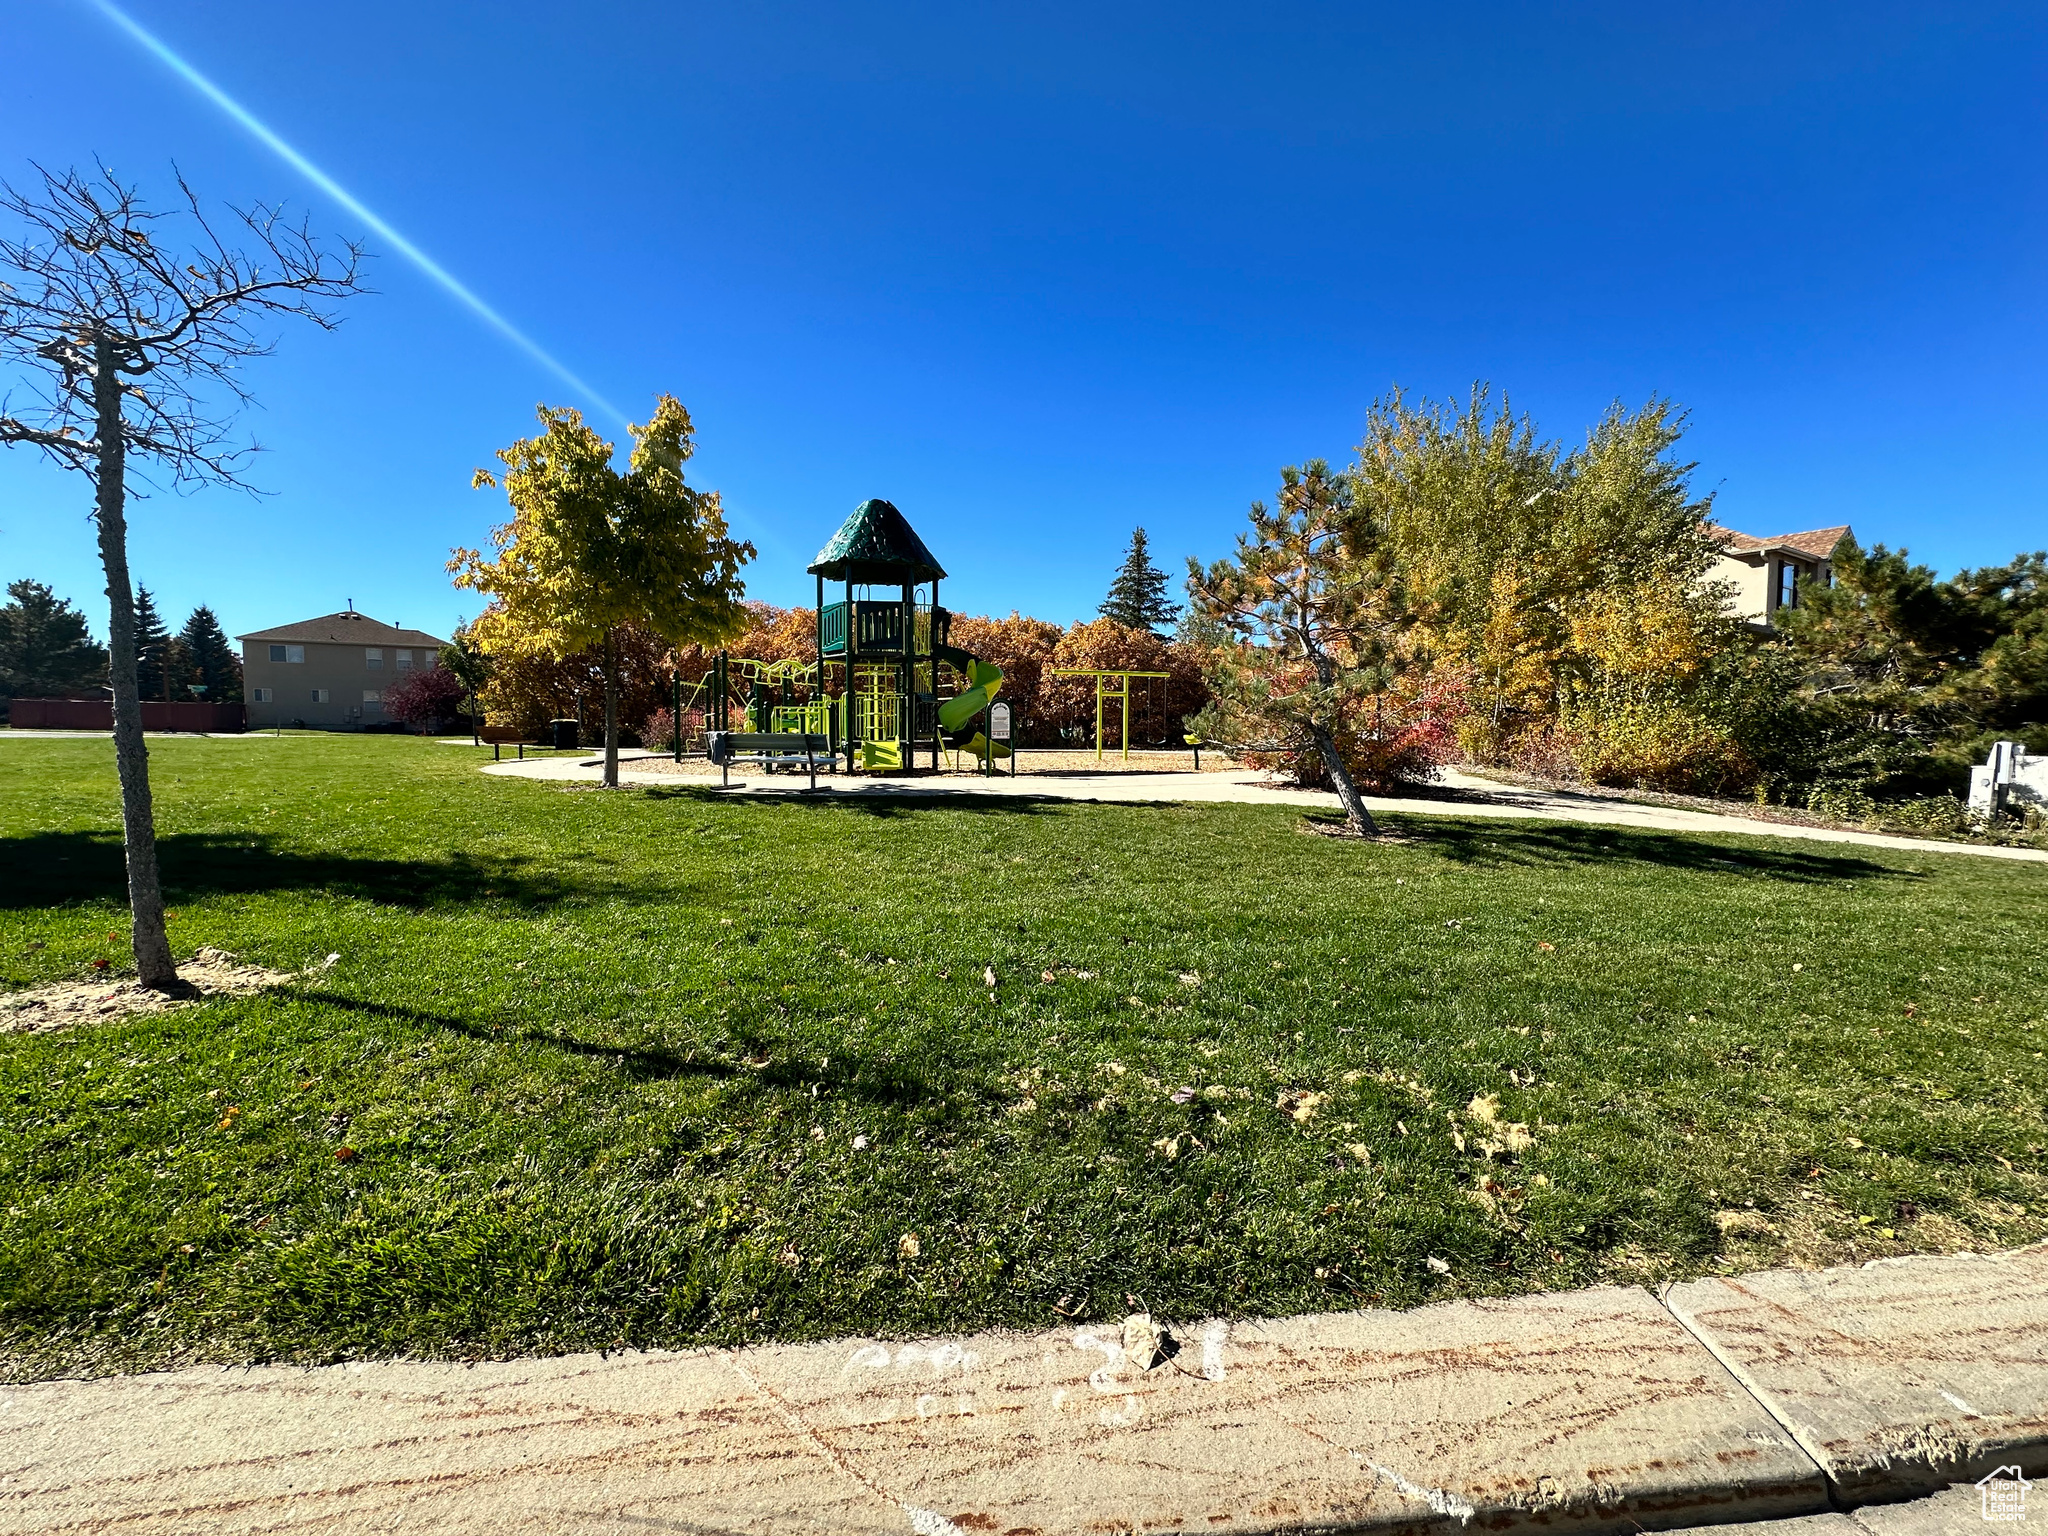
top-left (601, 626), bottom-right (620, 788)
top-left (92, 333), bottom-right (178, 987)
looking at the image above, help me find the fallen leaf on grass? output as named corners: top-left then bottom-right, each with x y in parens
top-left (1276, 1089), bottom-right (1328, 1124)
top-left (897, 1232), bottom-right (921, 1259)
top-left (1426, 1256), bottom-right (1450, 1275)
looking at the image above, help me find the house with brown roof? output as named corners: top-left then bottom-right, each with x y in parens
top-left (236, 610), bottom-right (448, 730)
top-left (1709, 524), bottom-right (1852, 629)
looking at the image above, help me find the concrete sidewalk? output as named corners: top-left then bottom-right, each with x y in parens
top-left (479, 754), bottom-right (2048, 867)
top-left (7, 1243), bottom-right (2042, 1534)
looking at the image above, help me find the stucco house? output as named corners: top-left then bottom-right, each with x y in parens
top-left (1709, 524), bottom-right (1853, 629)
top-left (237, 610), bottom-right (448, 730)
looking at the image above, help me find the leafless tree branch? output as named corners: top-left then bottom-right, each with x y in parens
top-left (0, 159), bottom-right (367, 494)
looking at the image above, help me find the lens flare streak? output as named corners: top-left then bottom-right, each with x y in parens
top-left (87, 0), bottom-right (629, 428)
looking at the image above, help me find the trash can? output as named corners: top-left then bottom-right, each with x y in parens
top-left (550, 718), bottom-right (580, 751)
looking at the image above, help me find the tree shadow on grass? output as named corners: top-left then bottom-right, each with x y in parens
top-left (298, 993), bottom-right (973, 1112)
top-left (640, 784), bottom-right (1062, 818)
top-left (1310, 813), bottom-right (1922, 885)
top-left (0, 830), bottom-right (631, 912)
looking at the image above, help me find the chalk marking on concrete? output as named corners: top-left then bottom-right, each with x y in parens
top-left (1200, 1320), bottom-right (1229, 1380)
top-left (1071, 1327), bottom-right (1145, 1425)
top-left (1939, 1390), bottom-right (1980, 1416)
top-left (842, 1344), bottom-right (893, 1377)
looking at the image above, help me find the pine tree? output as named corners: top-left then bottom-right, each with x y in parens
top-left (132, 586), bottom-right (171, 700)
top-left (0, 579), bottom-right (106, 704)
top-left (178, 605), bottom-right (242, 701)
top-left (1099, 527), bottom-right (1180, 631)
top-left (1187, 461), bottom-right (1413, 836)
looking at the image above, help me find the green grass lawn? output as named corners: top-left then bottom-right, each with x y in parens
top-left (1, 733), bottom-right (2043, 1379)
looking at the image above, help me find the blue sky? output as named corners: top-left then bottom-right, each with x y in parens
top-left (3, 1), bottom-right (2044, 644)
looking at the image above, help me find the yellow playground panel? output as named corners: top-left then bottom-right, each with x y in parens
top-left (1052, 668), bottom-right (1170, 761)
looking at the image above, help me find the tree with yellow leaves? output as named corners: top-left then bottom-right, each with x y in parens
top-left (452, 396), bottom-right (754, 786)
top-left (1562, 582), bottom-right (1753, 792)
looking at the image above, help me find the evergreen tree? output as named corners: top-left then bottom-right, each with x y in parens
top-left (132, 586), bottom-right (172, 700)
top-left (1099, 527), bottom-right (1180, 631)
top-left (177, 605), bottom-right (242, 701)
top-left (1188, 461), bottom-right (1413, 835)
top-left (0, 580), bottom-right (106, 703)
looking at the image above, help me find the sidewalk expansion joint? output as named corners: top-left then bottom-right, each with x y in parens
top-left (1655, 1282), bottom-right (1843, 1511)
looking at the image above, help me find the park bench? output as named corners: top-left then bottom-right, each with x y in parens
top-left (479, 725), bottom-right (529, 760)
top-left (706, 731), bottom-right (832, 790)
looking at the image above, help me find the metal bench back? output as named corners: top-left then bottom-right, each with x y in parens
top-left (707, 731), bottom-right (831, 765)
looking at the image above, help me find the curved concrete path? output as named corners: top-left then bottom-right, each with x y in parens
top-left (478, 754), bottom-right (2048, 866)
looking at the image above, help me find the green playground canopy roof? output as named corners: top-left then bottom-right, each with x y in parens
top-left (807, 498), bottom-right (948, 584)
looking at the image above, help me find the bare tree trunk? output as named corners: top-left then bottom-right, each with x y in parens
top-left (1308, 722), bottom-right (1378, 837)
top-left (602, 627), bottom-right (620, 788)
top-left (93, 336), bottom-right (178, 987)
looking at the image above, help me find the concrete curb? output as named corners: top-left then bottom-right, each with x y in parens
top-left (4, 1245), bottom-right (2043, 1534)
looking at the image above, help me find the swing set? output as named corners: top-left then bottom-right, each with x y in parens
top-left (1051, 668), bottom-right (1172, 761)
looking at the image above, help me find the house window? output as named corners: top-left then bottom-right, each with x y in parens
top-left (395, 649), bottom-right (414, 671)
top-left (311, 689), bottom-right (329, 704)
top-left (365, 648), bottom-right (384, 669)
top-left (252, 688), bottom-right (272, 703)
top-left (363, 690), bottom-right (382, 704)
top-left (270, 644), bottom-right (305, 663)
top-left (1777, 561), bottom-right (1798, 611)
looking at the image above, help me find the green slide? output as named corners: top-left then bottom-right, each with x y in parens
top-left (937, 648), bottom-right (1004, 733)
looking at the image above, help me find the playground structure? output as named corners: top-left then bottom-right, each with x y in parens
top-left (1052, 668), bottom-right (1172, 761)
top-left (679, 499), bottom-right (1010, 776)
